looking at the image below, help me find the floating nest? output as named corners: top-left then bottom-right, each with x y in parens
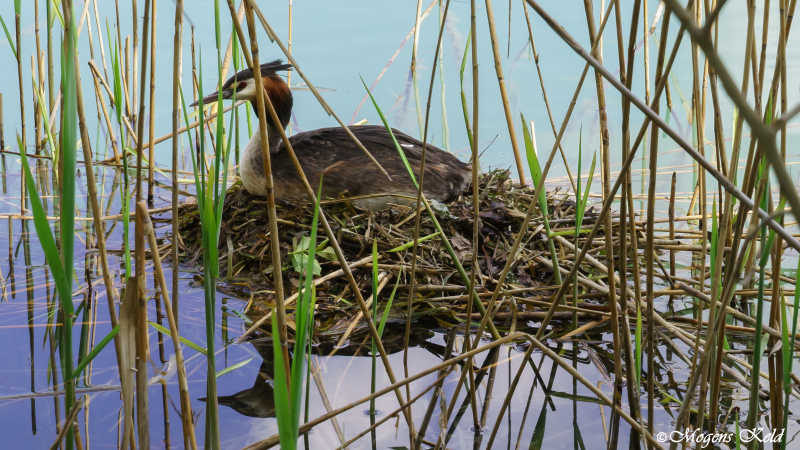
top-left (177, 169), bottom-right (615, 343)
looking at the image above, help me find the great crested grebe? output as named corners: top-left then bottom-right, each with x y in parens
top-left (192, 60), bottom-right (471, 211)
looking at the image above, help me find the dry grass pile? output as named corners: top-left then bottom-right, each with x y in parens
top-left (177, 170), bottom-right (624, 342)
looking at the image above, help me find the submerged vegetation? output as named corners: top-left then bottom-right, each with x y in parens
top-left (0, 0), bottom-right (799, 449)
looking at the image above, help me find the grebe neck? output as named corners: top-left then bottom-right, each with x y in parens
top-left (239, 120), bottom-right (284, 196)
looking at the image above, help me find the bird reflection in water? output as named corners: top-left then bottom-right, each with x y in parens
top-left (206, 324), bottom-right (444, 419)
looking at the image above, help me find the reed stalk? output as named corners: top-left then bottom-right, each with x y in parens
top-left (465, 0), bottom-right (482, 430)
top-left (580, 2), bottom-right (623, 441)
top-left (132, 1), bottom-right (153, 446)
top-left (484, 0), bottom-right (525, 185)
top-left (645, 6), bottom-right (674, 443)
top-left (137, 201), bottom-right (197, 449)
top-left (146, 0), bottom-right (157, 207)
top-left (171, 0), bottom-right (183, 322)
top-left (12, 0), bottom-right (26, 213)
top-left (410, 0), bottom-right (424, 136)
top-left (241, 0), bottom-right (290, 389)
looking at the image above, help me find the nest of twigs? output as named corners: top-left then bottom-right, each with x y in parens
top-left (177, 169), bottom-right (615, 342)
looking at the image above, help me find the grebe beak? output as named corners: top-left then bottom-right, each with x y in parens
top-left (189, 88), bottom-right (234, 107)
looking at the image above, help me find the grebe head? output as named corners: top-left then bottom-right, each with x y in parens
top-left (192, 60), bottom-right (293, 130)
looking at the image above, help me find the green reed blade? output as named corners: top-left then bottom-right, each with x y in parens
top-left (747, 172), bottom-right (771, 431)
top-left (60, 17), bottom-right (77, 295)
top-left (216, 357), bottom-right (253, 378)
top-left (48, 0), bottom-right (64, 27)
top-left (272, 166), bottom-right (324, 450)
top-left (521, 114), bottom-right (561, 284)
top-left (111, 38), bottom-right (123, 124)
top-left (378, 276), bottom-right (400, 338)
top-left (148, 321), bottom-right (207, 355)
top-left (214, 96), bottom-right (237, 222)
top-left (290, 179), bottom-right (322, 436)
top-left (18, 136), bottom-right (68, 299)
top-left (520, 113), bottom-right (546, 215)
top-left (213, 0), bottom-right (221, 57)
top-left (271, 313), bottom-right (293, 450)
top-left (72, 325), bottom-right (120, 378)
top-left (178, 87), bottom-right (202, 208)
top-left (32, 83), bottom-right (58, 158)
top-left (388, 231), bottom-right (440, 252)
top-left (0, 16), bottom-right (16, 60)
top-left (578, 151), bottom-right (597, 231)
top-left (360, 77), bottom-right (418, 187)
top-left (197, 54), bottom-right (208, 199)
top-left (459, 30), bottom-right (474, 151)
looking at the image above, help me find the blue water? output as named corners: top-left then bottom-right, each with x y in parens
top-left (0, 0), bottom-right (798, 448)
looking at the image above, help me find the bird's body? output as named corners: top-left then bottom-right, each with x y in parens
top-left (195, 60), bottom-right (471, 210)
top-left (240, 125), bottom-right (470, 210)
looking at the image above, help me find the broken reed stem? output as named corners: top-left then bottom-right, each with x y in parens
top-left (0, 93), bottom-right (4, 153)
top-left (349, 0), bottom-right (437, 123)
top-left (690, 0), bottom-right (711, 428)
top-left (411, 0), bottom-right (424, 136)
top-left (137, 201), bottom-right (197, 450)
top-left (88, 64), bottom-right (123, 162)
